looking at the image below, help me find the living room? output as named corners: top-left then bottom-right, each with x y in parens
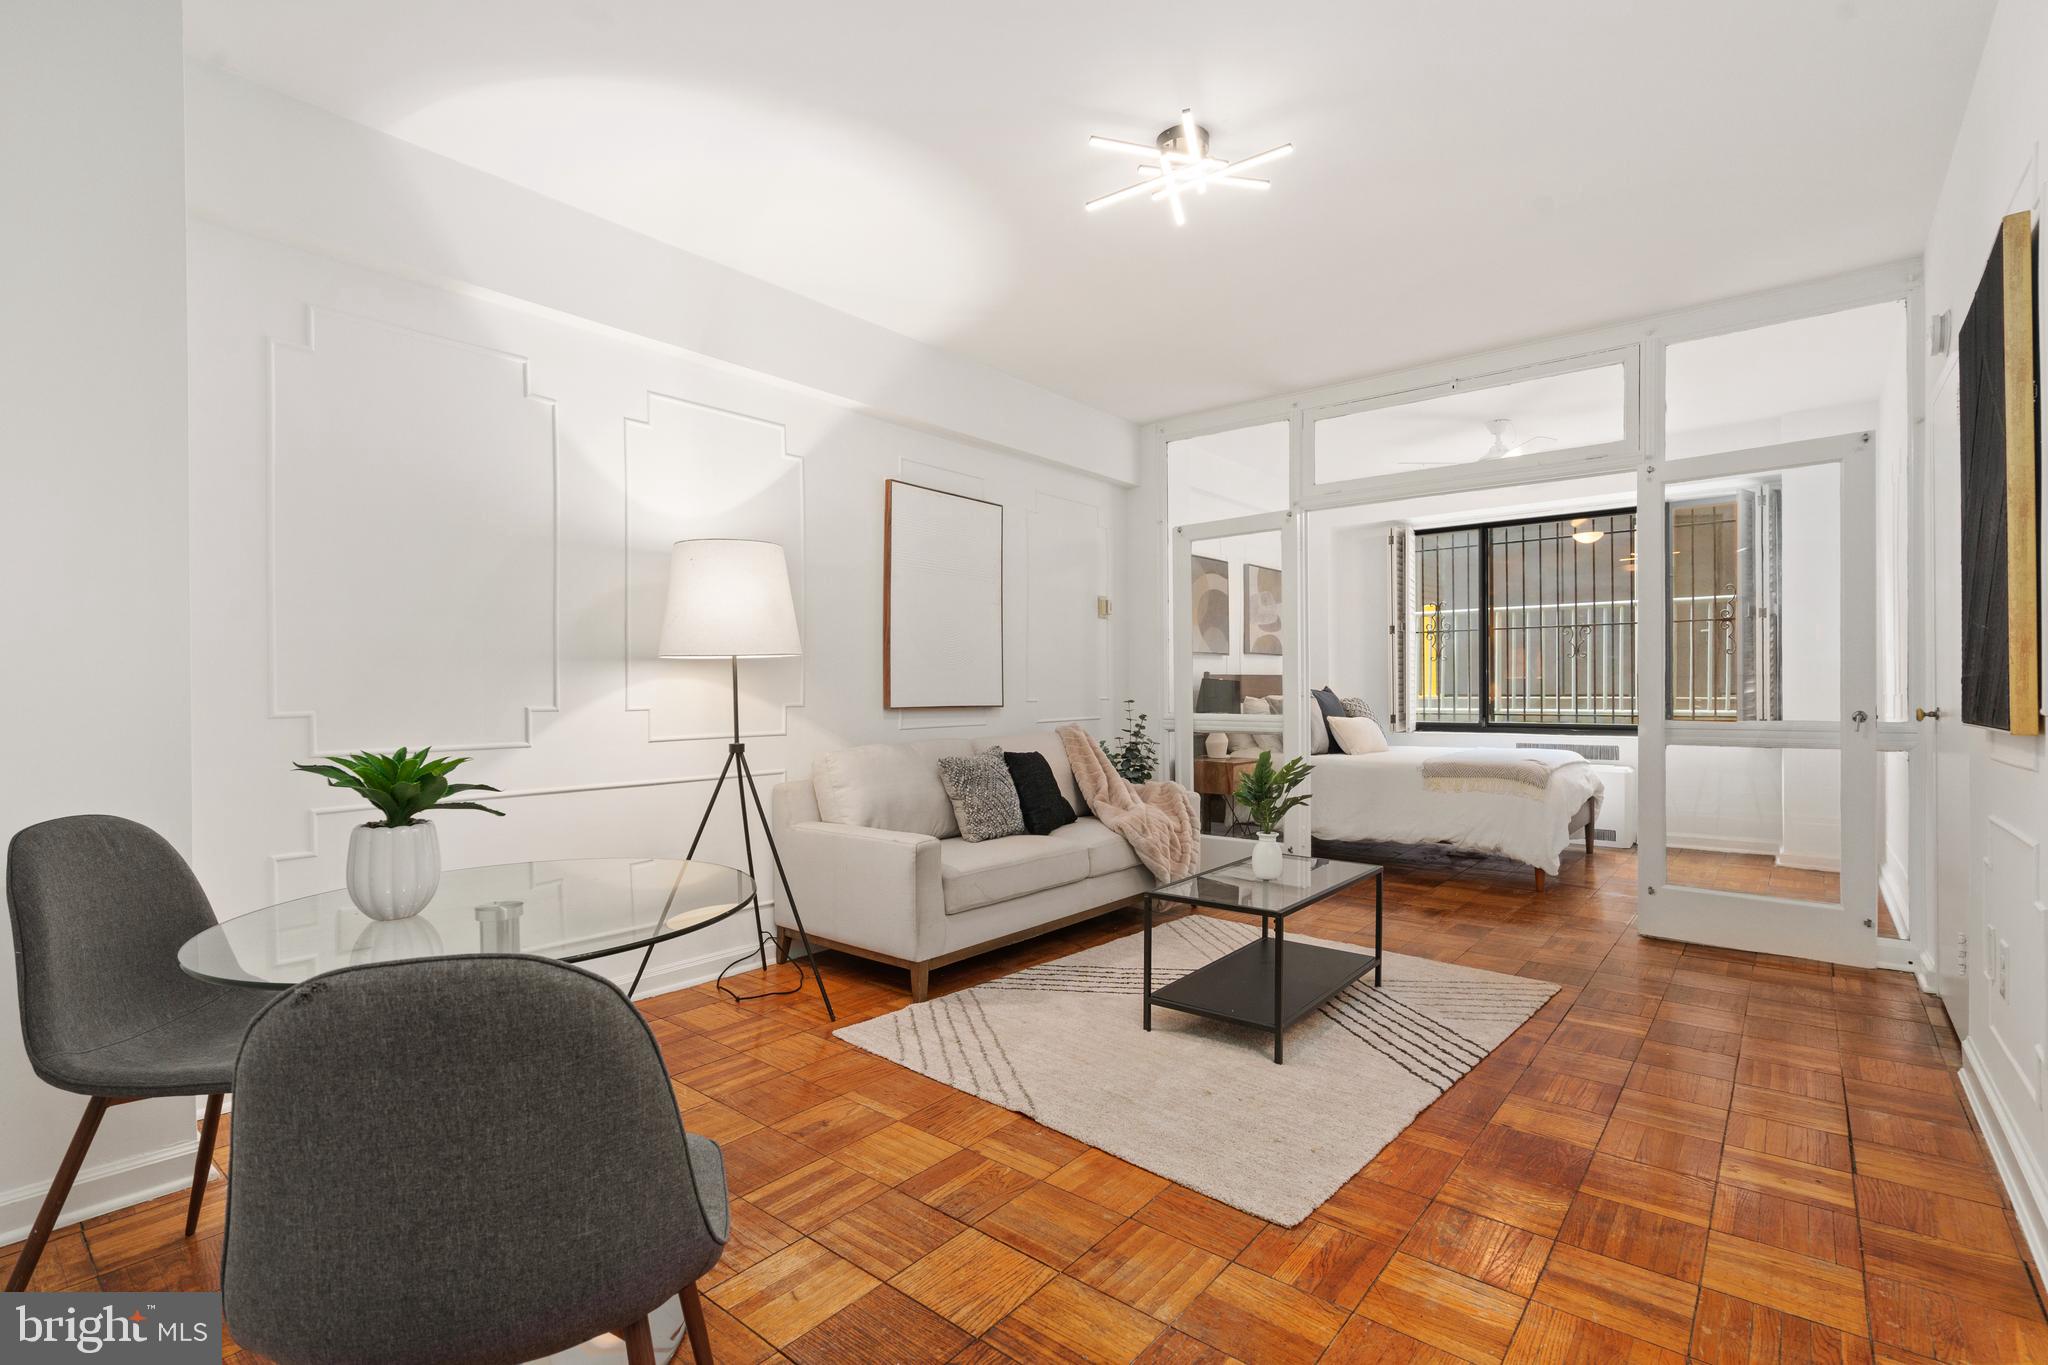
top-left (5, 2), bottom-right (2047, 1361)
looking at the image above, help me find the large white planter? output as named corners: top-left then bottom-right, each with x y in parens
top-left (1251, 832), bottom-right (1284, 880)
top-left (345, 821), bottom-right (441, 920)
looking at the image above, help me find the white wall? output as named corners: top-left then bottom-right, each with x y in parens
top-left (1921, 0), bottom-right (2048, 1272)
top-left (0, 2), bottom-right (209, 1242)
top-left (181, 69), bottom-right (1133, 1002)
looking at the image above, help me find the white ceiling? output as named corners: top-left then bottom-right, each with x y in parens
top-left (184, 1), bottom-right (1992, 424)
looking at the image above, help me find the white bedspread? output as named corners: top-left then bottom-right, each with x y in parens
top-left (1310, 747), bottom-right (1604, 876)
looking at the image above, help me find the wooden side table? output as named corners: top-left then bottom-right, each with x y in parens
top-left (1193, 755), bottom-right (1260, 834)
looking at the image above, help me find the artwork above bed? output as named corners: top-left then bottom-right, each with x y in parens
top-left (1190, 554), bottom-right (1230, 655)
top-left (1244, 563), bottom-right (1283, 655)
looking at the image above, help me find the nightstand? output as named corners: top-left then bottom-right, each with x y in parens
top-left (1193, 755), bottom-right (1261, 834)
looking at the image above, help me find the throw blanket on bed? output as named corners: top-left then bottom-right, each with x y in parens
top-left (1421, 747), bottom-right (1586, 801)
top-left (1058, 724), bottom-right (1201, 883)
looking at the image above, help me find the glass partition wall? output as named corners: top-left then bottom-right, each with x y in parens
top-left (1157, 279), bottom-right (1923, 968)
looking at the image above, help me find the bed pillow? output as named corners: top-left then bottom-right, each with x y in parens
top-left (1309, 686), bottom-right (1348, 754)
top-left (1002, 750), bottom-right (1075, 835)
top-left (1343, 697), bottom-right (1376, 720)
top-left (1230, 697), bottom-right (1268, 752)
top-left (937, 748), bottom-right (1026, 842)
top-left (1327, 714), bottom-right (1390, 754)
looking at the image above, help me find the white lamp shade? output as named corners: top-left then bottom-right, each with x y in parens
top-left (657, 539), bottom-right (802, 658)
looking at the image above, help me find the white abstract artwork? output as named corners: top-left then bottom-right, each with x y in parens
top-left (885, 479), bottom-right (1004, 708)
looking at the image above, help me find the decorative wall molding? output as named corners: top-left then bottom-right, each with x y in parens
top-left (0, 1133), bottom-right (203, 1249)
top-left (623, 391), bottom-right (807, 743)
top-left (267, 307), bottom-right (561, 757)
top-left (268, 767), bottom-right (785, 902)
top-left (1963, 1039), bottom-right (2048, 1296)
top-left (1025, 489), bottom-right (1110, 723)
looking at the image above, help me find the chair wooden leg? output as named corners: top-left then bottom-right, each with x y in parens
top-left (621, 1315), bottom-right (655, 1365)
top-left (186, 1093), bottom-right (224, 1237)
top-left (6, 1096), bottom-right (110, 1292)
top-left (679, 1282), bottom-right (713, 1365)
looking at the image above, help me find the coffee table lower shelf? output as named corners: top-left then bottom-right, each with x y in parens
top-left (1145, 938), bottom-right (1379, 1064)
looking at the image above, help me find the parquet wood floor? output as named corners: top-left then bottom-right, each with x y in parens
top-left (8, 849), bottom-right (2038, 1363)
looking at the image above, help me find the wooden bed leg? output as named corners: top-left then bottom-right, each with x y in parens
top-left (1585, 798), bottom-right (1597, 860)
top-left (1534, 869), bottom-right (1547, 891)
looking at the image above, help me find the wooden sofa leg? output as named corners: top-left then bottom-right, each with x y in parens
top-left (910, 964), bottom-right (930, 1002)
top-left (774, 928), bottom-right (794, 964)
top-left (1533, 869), bottom-right (1547, 891)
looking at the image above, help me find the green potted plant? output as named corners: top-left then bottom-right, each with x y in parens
top-left (293, 748), bottom-right (504, 920)
top-left (1101, 700), bottom-right (1160, 784)
top-left (1234, 751), bottom-right (1312, 878)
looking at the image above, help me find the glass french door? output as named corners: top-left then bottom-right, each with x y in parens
top-left (1637, 431), bottom-right (1880, 966)
top-left (1171, 511), bottom-right (1308, 851)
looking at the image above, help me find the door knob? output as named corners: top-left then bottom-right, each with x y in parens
top-left (1916, 706), bottom-right (1944, 721)
top-left (1851, 710), bottom-right (1868, 731)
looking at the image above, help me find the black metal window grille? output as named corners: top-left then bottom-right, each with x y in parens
top-left (1414, 509), bottom-right (1638, 731)
top-left (1669, 499), bottom-right (1741, 720)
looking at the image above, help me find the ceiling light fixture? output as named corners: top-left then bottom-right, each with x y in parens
top-left (1570, 518), bottom-right (1605, 545)
top-left (1085, 109), bottom-right (1292, 225)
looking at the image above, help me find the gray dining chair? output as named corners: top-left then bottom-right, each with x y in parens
top-left (221, 954), bottom-right (728, 1365)
top-left (5, 814), bottom-right (262, 1291)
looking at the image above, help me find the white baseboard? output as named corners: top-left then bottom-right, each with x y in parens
top-left (0, 1133), bottom-right (202, 1247)
top-left (1667, 834), bottom-right (1780, 856)
top-left (1961, 1038), bottom-right (2048, 1279)
top-left (610, 940), bottom-right (772, 1005)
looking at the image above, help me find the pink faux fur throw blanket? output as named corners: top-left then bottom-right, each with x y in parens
top-left (1058, 724), bottom-right (1201, 883)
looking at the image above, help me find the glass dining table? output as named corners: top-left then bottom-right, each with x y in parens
top-left (177, 857), bottom-right (756, 1363)
top-left (178, 858), bottom-right (756, 989)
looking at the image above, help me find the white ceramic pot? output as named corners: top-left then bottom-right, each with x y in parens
top-left (345, 821), bottom-right (441, 920)
top-left (1205, 731), bottom-right (1229, 759)
top-left (1251, 831), bottom-right (1284, 879)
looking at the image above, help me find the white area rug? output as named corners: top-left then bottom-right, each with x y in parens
top-left (835, 916), bottom-right (1556, 1225)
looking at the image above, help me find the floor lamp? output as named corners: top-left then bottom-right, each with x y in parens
top-left (628, 538), bottom-right (834, 1020)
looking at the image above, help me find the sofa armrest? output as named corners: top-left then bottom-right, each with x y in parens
top-left (769, 781), bottom-right (945, 962)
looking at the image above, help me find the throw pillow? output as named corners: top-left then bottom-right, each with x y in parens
top-left (937, 749), bottom-right (1026, 842)
top-left (1342, 697), bottom-right (1376, 720)
top-left (1310, 686), bottom-right (1347, 754)
top-left (1003, 750), bottom-right (1076, 835)
top-left (1327, 714), bottom-right (1390, 754)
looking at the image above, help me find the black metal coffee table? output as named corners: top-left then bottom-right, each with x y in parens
top-left (1143, 853), bottom-right (1383, 1063)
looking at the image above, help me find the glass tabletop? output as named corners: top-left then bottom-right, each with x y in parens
top-left (178, 859), bottom-right (755, 989)
top-left (1149, 853), bottom-right (1380, 917)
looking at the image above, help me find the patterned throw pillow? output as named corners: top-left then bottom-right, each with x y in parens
top-left (1343, 697), bottom-right (1376, 720)
top-left (937, 749), bottom-right (1026, 842)
top-left (1002, 750), bottom-right (1076, 835)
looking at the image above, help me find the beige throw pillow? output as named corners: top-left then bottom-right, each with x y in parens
top-left (1327, 714), bottom-right (1390, 754)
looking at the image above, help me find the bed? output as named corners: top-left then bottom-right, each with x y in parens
top-left (1309, 746), bottom-right (1603, 885)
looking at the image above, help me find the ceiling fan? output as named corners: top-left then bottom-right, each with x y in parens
top-left (1400, 418), bottom-right (1557, 466)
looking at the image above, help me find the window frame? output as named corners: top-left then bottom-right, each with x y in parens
top-left (1412, 503), bottom-right (1640, 735)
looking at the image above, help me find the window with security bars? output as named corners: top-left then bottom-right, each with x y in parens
top-left (1412, 509), bottom-right (1639, 729)
top-left (1668, 486), bottom-right (1781, 722)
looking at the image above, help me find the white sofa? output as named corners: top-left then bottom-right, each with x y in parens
top-left (769, 729), bottom-right (1193, 1000)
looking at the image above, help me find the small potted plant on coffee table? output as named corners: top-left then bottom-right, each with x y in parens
top-left (293, 748), bottom-right (504, 919)
top-left (1234, 751), bottom-right (1312, 879)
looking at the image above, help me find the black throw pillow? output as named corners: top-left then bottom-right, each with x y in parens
top-left (1003, 751), bottom-right (1077, 835)
top-left (1311, 686), bottom-right (1348, 752)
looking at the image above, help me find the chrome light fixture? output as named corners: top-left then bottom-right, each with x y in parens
top-left (1085, 108), bottom-right (1292, 225)
top-left (1570, 518), bottom-right (1605, 545)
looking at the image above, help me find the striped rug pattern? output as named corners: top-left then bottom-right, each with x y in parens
top-left (837, 917), bottom-right (1555, 1224)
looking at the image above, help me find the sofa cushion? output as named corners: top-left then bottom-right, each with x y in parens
top-left (940, 835), bottom-right (1090, 914)
top-left (812, 738), bottom-right (973, 837)
top-left (1046, 817), bottom-right (1140, 877)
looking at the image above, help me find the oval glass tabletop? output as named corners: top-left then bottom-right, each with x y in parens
top-left (178, 858), bottom-right (755, 989)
